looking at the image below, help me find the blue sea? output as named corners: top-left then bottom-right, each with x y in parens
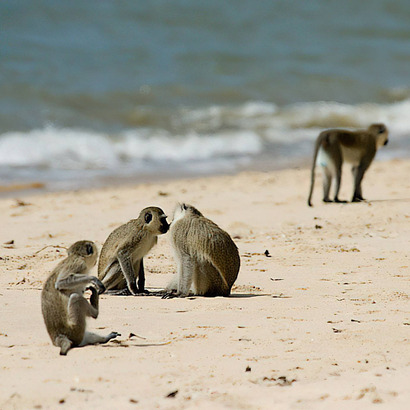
top-left (1, 0), bottom-right (410, 191)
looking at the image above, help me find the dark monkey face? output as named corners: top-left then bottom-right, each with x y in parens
top-left (159, 216), bottom-right (170, 233)
top-left (369, 123), bottom-right (389, 149)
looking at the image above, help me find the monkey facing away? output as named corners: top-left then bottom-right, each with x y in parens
top-left (307, 123), bottom-right (389, 206)
top-left (165, 203), bottom-right (240, 297)
top-left (41, 240), bottom-right (120, 355)
top-left (98, 207), bottom-right (169, 295)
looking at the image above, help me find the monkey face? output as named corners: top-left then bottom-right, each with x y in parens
top-left (369, 123), bottom-right (389, 148)
top-left (159, 216), bottom-right (170, 234)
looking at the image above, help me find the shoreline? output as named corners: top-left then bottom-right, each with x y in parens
top-left (0, 154), bottom-right (311, 199)
top-left (1, 158), bottom-right (409, 409)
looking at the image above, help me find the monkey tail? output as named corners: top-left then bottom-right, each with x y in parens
top-left (307, 134), bottom-right (324, 207)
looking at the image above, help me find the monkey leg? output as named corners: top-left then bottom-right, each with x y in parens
top-left (79, 331), bottom-right (121, 347)
top-left (352, 165), bottom-right (366, 202)
top-left (332, 163), bottom-right (346, 203)
top-left (321, 166), bottom-right (332, 203)
top-left (117, 251), bottom-right (139, 295)
top-left (68, 293), bottom-right (98, 325)
top-left (194, 262), bottom-right (230, 297)
top-left (321, 144), bottom-right (346, 203)
top-left (54, 335), bottom-right (73, 356)
top-left (56, 293), bottom-right (96, 349)
top-left (102, 262), bottom-right (128, 292)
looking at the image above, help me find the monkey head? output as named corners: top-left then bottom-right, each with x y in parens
top-left (174, 203), bottom-right (203, 219)
top-left (140, 206), bottom-right (169, 235)
top-left (369, 123), bottom-right (389, 148)
top-left (67, 240), bottom-right (98, 268)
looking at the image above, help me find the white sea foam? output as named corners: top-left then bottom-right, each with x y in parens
top-left (1, 100), bottom-right (409, 172)
top-left (0, 125), bottom-right (262, 169)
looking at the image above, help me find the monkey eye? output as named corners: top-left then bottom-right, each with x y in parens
top-left (182, 203), bottom-right (187, 210)
top-left (86, 243), bottom-right (94, 255)
top-left (145, 212), bottom-right (152, 224)
top-left (379, 126), bottom-right (385, 133)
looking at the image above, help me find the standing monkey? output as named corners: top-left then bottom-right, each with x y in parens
top-left (165, 203), bottom-right (240, 297)
top-left (307, 123), bottom-right (389, 206)
top-left (41, 240), bottom-right (120, 355)
top-left (98, 207), bottom-right (169, 295)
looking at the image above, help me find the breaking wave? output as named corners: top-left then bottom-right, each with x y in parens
top-left (1, 99), bottom-right (409, 184)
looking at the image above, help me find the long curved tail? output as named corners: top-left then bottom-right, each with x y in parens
top-left (307, 136), bottom-right (323, 207)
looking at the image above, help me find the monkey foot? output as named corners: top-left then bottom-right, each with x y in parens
top-left (352, 197), bottom-right (365, 202)
top-left (107, 332), bottom-right (121, 341)
top-left (135, 288), bottom-right (151, 295)
top-left (106, 288), bottom-right (132, 296)
top-left (143, 290), bottom-right (168, 297)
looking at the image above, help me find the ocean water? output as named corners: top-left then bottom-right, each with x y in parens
top-left (1, 0), bottom-right (410, 191)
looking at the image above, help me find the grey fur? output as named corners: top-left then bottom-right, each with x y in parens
top-left (98, 207), bottom-right (169, 295)
top-left (166, 203), bottom-right (240, 297)
top-left (308, 123), bottom-right (389, 206)
top-left (41, 240), bottom-right (120, 355)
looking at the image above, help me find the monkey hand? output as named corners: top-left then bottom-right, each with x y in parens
top-left (128, 282), bottom-right (139, 296)
top-left (161, 290), bottom-right (183, 299)
top-left (87, 277), bottom-right (106, 295)
top-left (136, 288), bottom-right (150, 295)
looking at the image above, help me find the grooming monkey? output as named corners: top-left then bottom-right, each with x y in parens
top-left (98, 207), bottom-right (169, 295)
top-left (165, 203), bottom-right (240, 297)
top-left (307, 123), bottom-right (389, 206)
top-left (41, 240), bottom-right (120, 355)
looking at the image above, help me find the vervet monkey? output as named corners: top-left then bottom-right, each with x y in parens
top-left (41, 240), bottom-right (120, 355)
top-left (98, 207), bottom-right (169, 295)
top-left (307, 123), bottom-right (388, 206)
top-left (165, 203), bottom-right (240, 297)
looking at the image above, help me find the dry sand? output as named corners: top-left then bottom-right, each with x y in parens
top-left (0, 159), bottom-right (409, 409)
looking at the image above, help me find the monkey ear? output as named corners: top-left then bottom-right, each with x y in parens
top-left (145, 212), bottom-right (152, 224)
top-left (86, 243), bottom-right (94, 255)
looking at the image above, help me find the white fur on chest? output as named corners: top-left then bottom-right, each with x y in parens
top-left (131, 235), bottom-right (156, 262)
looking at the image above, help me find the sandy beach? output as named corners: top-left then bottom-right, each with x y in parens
top-left (0, 159), bottom-right (409, 409)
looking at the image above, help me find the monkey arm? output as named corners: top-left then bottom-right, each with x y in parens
top-left (177, 252), bottom-right (195, 297)
top-left (89, 286), bottom-right (99, 314)
top-left (55, 274), bottom-right (105, 294)
top-left (137, 258), bottom-right (147, 293)
top-left (67, 293), bottom-right (98, 322)
top-left (117, 250), bottom-right (139, 295)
